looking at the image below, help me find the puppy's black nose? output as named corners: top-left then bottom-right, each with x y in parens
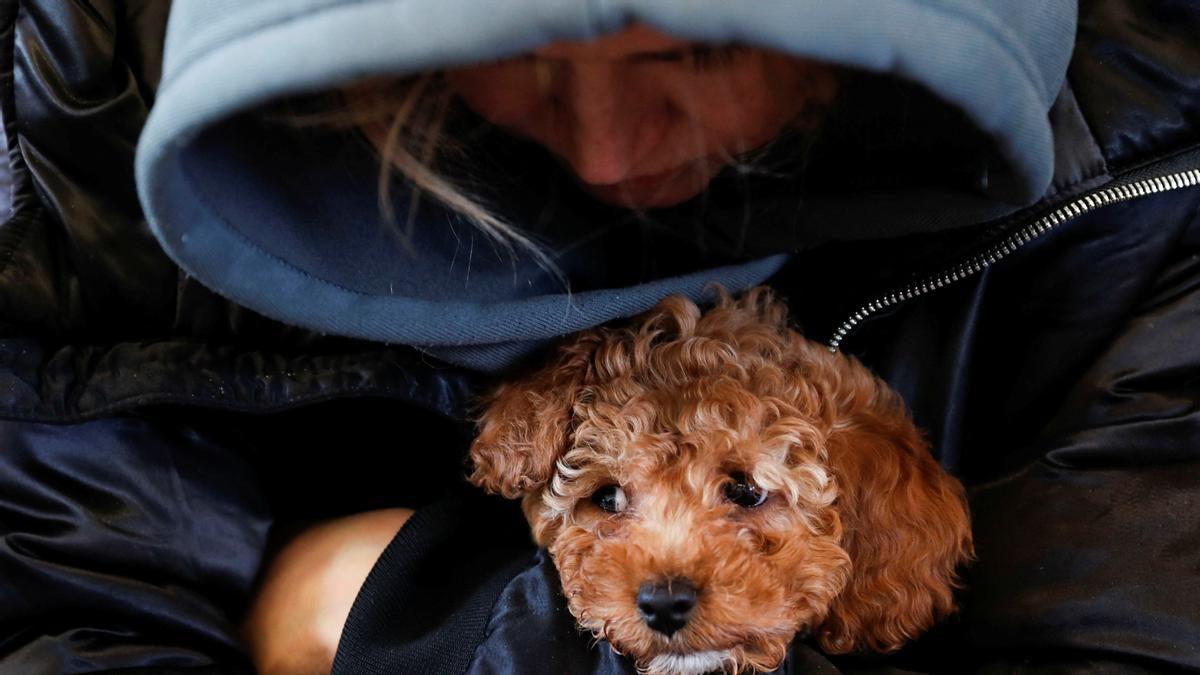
top-left (637, 578), bottom-right (697, 636)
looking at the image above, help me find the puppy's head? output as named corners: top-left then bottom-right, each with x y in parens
top-left (470, 288), bottom-right (973, 675)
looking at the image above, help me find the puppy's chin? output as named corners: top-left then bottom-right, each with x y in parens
top-left (621, 633), bottom-right (795, 675)
top-left (642, 650), bottom-right (737, 675)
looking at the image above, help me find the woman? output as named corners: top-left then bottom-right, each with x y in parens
top-left (1, 1), bottom-right (1198, 674)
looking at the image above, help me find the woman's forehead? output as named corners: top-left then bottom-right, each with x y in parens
top-left (532, 21), bottom-right (710, 62)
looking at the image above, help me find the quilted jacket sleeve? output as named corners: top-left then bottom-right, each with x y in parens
top-left (0, 412), bottom-right (269, 674)
top-left (0, 0), bottom-right (177, 340)
top-left (0, 3), bottom-right (284, 673)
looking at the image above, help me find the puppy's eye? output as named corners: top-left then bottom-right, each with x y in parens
top-left (724, 473), bottom-right (768, 508)
top-left (592, 485), bottom-right (628, 513)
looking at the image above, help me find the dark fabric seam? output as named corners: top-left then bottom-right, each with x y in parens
top-left (1061, 74), bottom-right (1112, 181)
top-left (180, 158), bottom-right (391, 300)
top-left (0, 0), bottom-right (36, 274)
top-left (0, 211), bottom-right (35, 280)
top-left (459, 553), bottom-right (547, 674)
top-left (0, 368), bottom-right (471, 423)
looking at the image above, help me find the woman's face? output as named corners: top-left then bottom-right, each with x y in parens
top-left (444, 23), bottom-right (836, 209)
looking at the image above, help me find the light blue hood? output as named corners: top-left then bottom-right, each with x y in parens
top-left (135, 0), bottom-right (1077, 372)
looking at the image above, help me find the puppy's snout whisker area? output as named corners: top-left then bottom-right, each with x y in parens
top-left (637, 579), bottom-right (698, 636)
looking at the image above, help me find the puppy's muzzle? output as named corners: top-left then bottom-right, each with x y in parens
top-left (637, 578), bottom-right (698, 636)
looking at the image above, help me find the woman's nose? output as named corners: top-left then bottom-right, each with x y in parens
top-left (556, 62), bottom-right (651, 186)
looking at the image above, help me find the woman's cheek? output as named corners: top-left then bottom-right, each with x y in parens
top-left (676, 58), bottom-right (834, 154)
top-left (446, 64), bottom-right (548, 132)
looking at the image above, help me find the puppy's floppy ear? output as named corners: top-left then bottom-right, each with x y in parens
top-left (468, 332), bottom-right (600, 499)
top-left (809, 348), bottom-right (974, 654)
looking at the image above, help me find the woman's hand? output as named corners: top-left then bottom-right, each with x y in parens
top-left (240, 508), bottom-right (414, 675)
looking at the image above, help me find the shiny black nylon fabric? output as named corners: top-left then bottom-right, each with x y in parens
top-left (1, 1), bottom-right (1200, 674)
top-left (0, 413), bottom-right (266, 675)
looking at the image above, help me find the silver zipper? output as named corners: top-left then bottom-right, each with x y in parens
top-left (828, 167), bottom-right (1200, 351)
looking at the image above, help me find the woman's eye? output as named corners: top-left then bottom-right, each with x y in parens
top-left (688, 45), bottom-right (750, 72)
top-left (591, 485), bottom-right (628, 513)
top-left (723, 473), bottom-right (768, 508)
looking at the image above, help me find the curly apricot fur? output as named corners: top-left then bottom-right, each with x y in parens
top-left (469, 287), bottom-right (973, 674)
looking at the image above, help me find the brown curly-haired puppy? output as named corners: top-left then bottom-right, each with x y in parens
top-left (469, 287), bottom-right (973, 675)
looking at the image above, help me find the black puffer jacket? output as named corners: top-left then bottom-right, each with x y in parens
top-left (1, 1), bottom-right (1199, 674)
